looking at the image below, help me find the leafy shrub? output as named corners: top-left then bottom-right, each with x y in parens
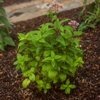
top-left (15, 15), bottom-right (83, 94)
top-left (0, 0), bottom-right (15, 51)
top-left (79, 0), bottom-right (100, 31)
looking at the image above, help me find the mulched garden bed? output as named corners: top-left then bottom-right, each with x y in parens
top-left (0, 8), bottom-right (100, 100)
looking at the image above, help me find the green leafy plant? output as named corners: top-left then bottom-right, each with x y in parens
top-left (79, 0), bottom-right (100, 31)
top-left (60, 79), bottom-right (76, 94)
top-left (0, 0), bottom-right (15, 51)
top-left (15, 15), bottom-right (83, 94)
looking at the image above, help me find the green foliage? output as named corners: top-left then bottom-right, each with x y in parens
top-left (0, 0), bottom-right (15, 51)
top-left (15, 15), bottom-right (83, 94)
top-left (79, 0), bottom-right (100, 31)
top-left (60, 79), bottom-right (76, 94)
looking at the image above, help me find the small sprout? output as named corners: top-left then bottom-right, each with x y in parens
top-left (60, 79), bottom-right (76, 94)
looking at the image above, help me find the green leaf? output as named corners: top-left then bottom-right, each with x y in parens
top-left (55, 55), bottom-right (62, 60)
top-left (18, 33), bottom-right (26, 40)
top-left (60, 84), bottom-right (67, 90)
top-left (16, 54), bottom-right (29, 68)
top-left (37, 80), bottom-right (44, 89)
top-left (0, 16), bottom-right (11, 27)
top-left (61, 26), bottom-right (73, 39)
top-left (60, 19), bottom-right (70, 24)
top-left (64, 26), bottom-right (73, 32)
top-left (54, 18), bottom-right (61, 29)
top-left (59, 74), bottom-right (66, 82)
top-left (44, 50), bottom-right (51, 57)
top-left (73, 57), bottom-right (84, 67)
top-left (22, 79), bottom-right (31, 88)
top-left (56, 36), bottom-right (66, 47)
top-left (78, 22), bottom-right (88, 31)
top-left (0, 7), bottom-right (6, 16)
top-left (0, 43), bottom-right (4, 51)
top-left (66, 79), bottom-right (70, 85)
top-left (48, 70), bottom-right (57, 79)
top-left (4, 36), bottom-right (15, 46)
top-left (46, 83), bottom-right (51, 89)
top-left (35, 56), bottom-right (40, 61)
top-left (69, 84), bottom-right (76, 89)
top-left (66, 55), bottom-right (73, 65)
top-left (39, 38), bottom-right (46, 43)
top-left (69, 67), bottom-right (77, 75)
top-left (65, 87), bottom-right (71, 94)
top-left (51, 51), bottom-right (55, 57)
top-left (42, 65), bottom-right (51, 72)
top-left (42, 57), bottom-right (51, 62)
top-left (29, 74), bottom-right (35, 82)
top-left (74, 31), bottom-right (83, 36)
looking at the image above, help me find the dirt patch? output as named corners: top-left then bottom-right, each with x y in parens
top-left (0, 8), bottom-right (100, 100)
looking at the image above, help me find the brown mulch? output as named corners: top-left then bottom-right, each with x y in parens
top-left (0, 8), bottom-right (100, 100)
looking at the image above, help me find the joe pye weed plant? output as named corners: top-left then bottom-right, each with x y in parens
top-left (15, 14), bottom-right (84, 94)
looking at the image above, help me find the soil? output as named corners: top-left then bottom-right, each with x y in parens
top-left (0, 8), bottom-right (100, 100)
top-left (3, 0), bottom-right (32, 6)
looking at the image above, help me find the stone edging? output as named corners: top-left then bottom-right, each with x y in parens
top-left (5, 0), bottom-right (94, 23)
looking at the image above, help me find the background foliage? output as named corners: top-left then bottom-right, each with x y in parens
top-left (0, 0), bottom-right (15, 51)
top-left (79, 0), bottom-right (100, 31)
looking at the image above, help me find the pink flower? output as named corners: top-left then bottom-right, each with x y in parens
top-left (68, 20), bottom-right (79, 29)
